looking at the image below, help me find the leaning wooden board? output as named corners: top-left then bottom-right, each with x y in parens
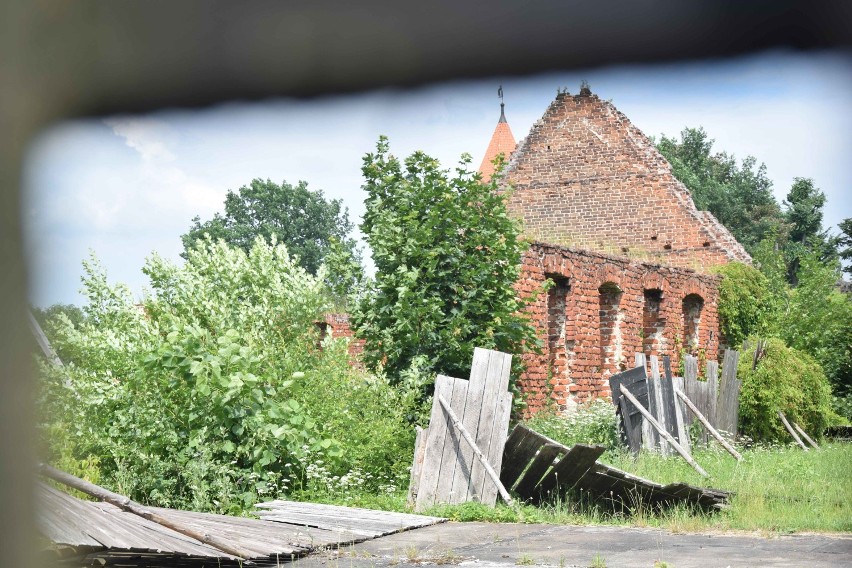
top-left (412, 348), bottom-right (512, 511)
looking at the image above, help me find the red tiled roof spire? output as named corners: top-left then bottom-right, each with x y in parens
top-left (478, 86), bottom-right (516, 183)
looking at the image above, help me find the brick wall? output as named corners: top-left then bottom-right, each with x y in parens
top-left (319, 313), bottom-right (365, 358)
top-left (516, 242), bottom-right (721, 414)
top-left (501, 89), bottom-right (750, 269)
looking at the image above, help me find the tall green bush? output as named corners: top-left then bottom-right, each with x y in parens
top-left (353, 136), bottom-right (540, 386)
top-left (39, 237), bottom-right (416, 513)
top-left (714, 262), bottom-right (774, 347)
top-left (738, 338), bottom-right (836, 442)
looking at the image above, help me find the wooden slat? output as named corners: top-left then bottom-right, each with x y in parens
top-left (407, 425), bottom-right (428, 506)
top-left (672, 376), bottom-right (691, 455)
top-left (513, 443), bottom-right (564, 499)
top-left (535, 444), bottom-right (605, 500)
top-left (500, 425), bottom-right (545, 489)
top-left (466, 348), bottom-right (511, 504)
top-left (436, 379), bottom-right (470, 503)
top-left (608, 366), bottom-right (648, 454)
top-left (415, 374), bottom-right (459, 511)
top-left (716, 350), bottom-right (741, 436)
top-left (649, 356), bottom-right (669, 455)
top-left (660, 356), bottom-right (680, 443)
top-left (480, 390), bottom-right (513, 504)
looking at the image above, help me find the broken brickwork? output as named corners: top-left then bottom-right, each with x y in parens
top-left (516, 242), bottom-right (721, 413)
top-left (500, 90), bottom-right (750, 268)
top-left (319, 313), bottom-right (365, 358)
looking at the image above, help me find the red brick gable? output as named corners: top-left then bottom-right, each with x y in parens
top-left (501, 91), bottom-right (750, 270)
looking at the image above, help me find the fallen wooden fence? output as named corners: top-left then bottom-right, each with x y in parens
top-left (500, 424), bottom-right (729, 510)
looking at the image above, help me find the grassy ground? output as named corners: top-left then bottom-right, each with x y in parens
top-left (303, 442), bottom-right (852, 534)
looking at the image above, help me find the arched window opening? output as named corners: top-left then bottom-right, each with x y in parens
top-left (546, 274), bottom-right (573, 390)
top-left (682, 293), bottom-right (704, 355)
top-left (598, 282), bottom-right (624, 378)
top-left (642, 289), bottom-right (664, 359)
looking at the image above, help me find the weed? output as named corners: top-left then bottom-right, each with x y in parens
top-left (516, 553), bottom-right (535, 566)
top-left (589, 553), bottom-right (607, 568)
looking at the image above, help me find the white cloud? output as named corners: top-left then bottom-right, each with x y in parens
top-left (105, 117), bottom-right (177, 162)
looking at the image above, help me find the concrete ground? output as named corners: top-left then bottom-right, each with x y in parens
top-left (292, 522), bottom-right (852, 568)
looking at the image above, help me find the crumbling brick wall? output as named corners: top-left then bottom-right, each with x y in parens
top-left (318, 313), bottom-right (365, 358)
top-left (516, 242), bottom-right (721, 414)
top-left (501, 89), bottom-right (750, 269)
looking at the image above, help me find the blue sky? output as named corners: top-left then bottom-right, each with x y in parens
top-left (23, 50), bottom-right (852, 307)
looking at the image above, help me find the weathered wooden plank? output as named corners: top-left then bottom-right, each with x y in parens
top-left (672, 376), bottom-right (691, 455)
top-left (436, 393), bottom-right (513, 506)
top-left (608, 366), bottom-right (648, 453)
top-left (407, 425), bottom-right (429, 506)
top-left (660, 356), bottom-right (680, 443)
top-left (779, 411), bottom-right (809, 450)
top-left (448, 350), bottom-right (489, 502)
top-left (466, 348), bottom-right (512, 503)
top-left (793, 422), bottom-right (819, 449)
top-left (717, 350), bottom-right (741, 436)
top-left (436, 378), bottom-right (470, 504)
top-left (513, 443), bottom-right (565, 499)
top-left (534, 444), bottom-right (605, 500)
top-left (620, 385), bottom-right (708, 477)
top-left (480, 390), bottom-right (513, 504)
top-left (415, 375), bottom-right (458, 511)
top-left (706, 359), bottom-right (719, 429)
top-left (649, 356), bottom-right (669, 455)
top-left (675, 387), bottom-right (742, 461)
top-left (501, 426), bottom-right (547, 490)
top-left (635, 353), bottom-right (656, 451)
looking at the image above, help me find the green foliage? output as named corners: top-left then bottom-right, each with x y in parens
top-left (525, 399), bottom-right (619, 450)
top-left (181, 178), bottom-right (361, 276)
top-left (738, 338), bottom-right (837, 442)
top-left (656, 127), bottom-right (785, 252)
top-left (352, 136), bottom-right (540, 385)
top-left (838, 217), bottom-right (852, 276)
top-left (751, 243), bottom-right (852, 396)
top-left (39, 237), bottom-right (416, 513)
top-left (714, 262), bottom-right (774, 347)
top-left (31, 303), bottom-right (86, 363)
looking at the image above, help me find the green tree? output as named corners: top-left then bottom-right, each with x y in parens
top-left (352, 137), bottom-right (540, 385)
top-left (181, 178), bottom-right (360, 275)
top-left (39, 238), bottom-right (417, 512)
top-left (781, 178), bottom-right (839, 283)
top-left (838, 218), bottom-right (852, 276)
top-left (657, 127), bottom-right (785, 252)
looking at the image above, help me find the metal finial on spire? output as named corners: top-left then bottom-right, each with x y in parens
top-left (498, 85), bottom-right (507, 123)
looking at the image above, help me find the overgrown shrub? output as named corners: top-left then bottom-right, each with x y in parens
top-left (715, 262), bottom-right (774, 348)
top-left (525, 399), bottom-right (619, 450)
top-left (738, 338), bottom-right (837, 442)
top-left (353, 137), bottom-right (541, 387)
top-left (38, 237), bottom-right (417, 513)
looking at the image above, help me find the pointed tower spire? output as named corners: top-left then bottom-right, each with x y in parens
top-left (479, 86), bottom-right (516, 183)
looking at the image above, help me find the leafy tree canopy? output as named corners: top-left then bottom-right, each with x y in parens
top-left (838, 218), bottom-right (852, 276)
top-left (657, 127), bottom-right (785, 252)
top-left (352, 137), bottom-right (540, 386)
top-left (181, 178), bottom-right (360, 276)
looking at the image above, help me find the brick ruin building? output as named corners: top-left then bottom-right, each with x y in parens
top-left (324, 86), bottom-right (750, 414)
top-left (480, 86), bottom-right (750, 413)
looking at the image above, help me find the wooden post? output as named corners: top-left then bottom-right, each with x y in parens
top-left (437, 394), bottom-right (513, 506)
top-left (793, 422), bottom-right (819, 449)
top-left (620, 386), bottom-right (709, 477)
top-left (39, 464), bottom-right (254, 559)
top-left (675, 388), bottom-right (742, 461)
top-left (28, 311), bottom-right (65, 368)
top-left (778, 412), bottom-right (808, 451)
